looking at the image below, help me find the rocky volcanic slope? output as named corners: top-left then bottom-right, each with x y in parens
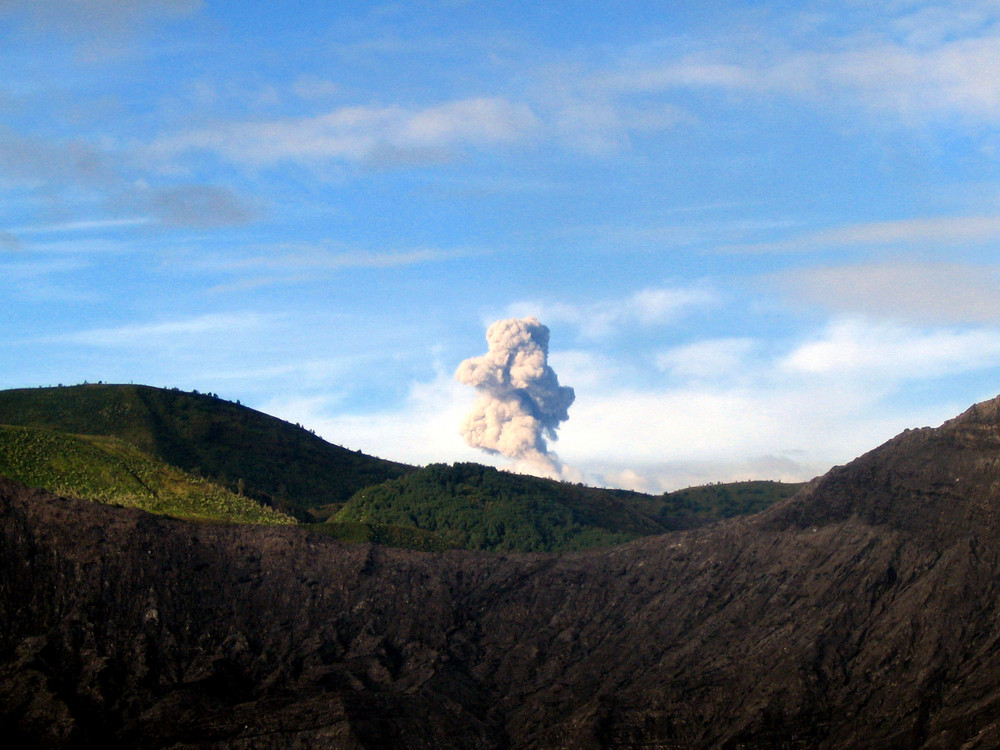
top-left (6, 398), bottom-right (1000, 748)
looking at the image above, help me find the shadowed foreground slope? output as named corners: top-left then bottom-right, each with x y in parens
top-left (6, 396), bottom-right (1000, 747)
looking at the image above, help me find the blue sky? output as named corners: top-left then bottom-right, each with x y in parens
top-left (4, 1), bottom-right (1000, 491)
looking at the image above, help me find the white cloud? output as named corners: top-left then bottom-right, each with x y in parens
top-left (600, 9), bottom-right (1000, 129)
top-left (399, 98), bottom-right (538, 145)
top-left (507, 285), bottom-right (716, 338)
top-left (628, 287), bottom-right (712, 325)
top-left (546, 316), bottom-right (1000, 491)
top-left (822, 36), bottom-right (1000, 122)
top-left (887, 1), bottom-right (998, 47)
top-left (587, 455), bottom-right (818, 494)
top-left (604, 61), bottom-right (760, 94)
top-left (780, 318), bottom-right (1000, 380)
top-left (656, 337), bottom-right (756, 381)
top-left (776, 262), bottom-right (1000, 323)
top-left (153, 97), bottom-right (540, 168)
top-left (555, 378), bottom-right (937, 493)
top-left (262, 371), bottom-right (487, 466)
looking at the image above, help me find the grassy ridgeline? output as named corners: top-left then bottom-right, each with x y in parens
top-left (0, 384), bottom-right (413, 520)
top-left (0, 425), bottom-right (294, 525)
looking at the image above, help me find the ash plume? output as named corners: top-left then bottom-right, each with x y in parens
top-left (455, 316), bottom-right (575, 478)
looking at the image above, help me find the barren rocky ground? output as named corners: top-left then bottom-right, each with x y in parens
top-left (6, 396), bottom-right (1000, 748)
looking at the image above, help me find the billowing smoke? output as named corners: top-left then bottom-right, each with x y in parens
top-left (455, 316), bottom-right (575, 478)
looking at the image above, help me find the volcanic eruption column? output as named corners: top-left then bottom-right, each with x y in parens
top-left (455, 316), bottom-right (575, 477)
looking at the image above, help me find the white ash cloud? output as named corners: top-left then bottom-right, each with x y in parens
top-left (456, 316), bottom-right (575, 478)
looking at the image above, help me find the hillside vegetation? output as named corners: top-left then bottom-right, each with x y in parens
top-left (0, 384), bottom-right (801, 550)
top-left (0, 425), bottom-right (293, 525)
top-left (336, 464), bottom-right (805, 552)
top-left (335, 462), bottom-right (671, 552)
top-left (0, 384), bottom-right (413, 520)
top-left (631, 480), bottom-right (805, 528)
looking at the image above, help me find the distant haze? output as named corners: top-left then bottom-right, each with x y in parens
top-left (456, 317), bottom-right (575, 479)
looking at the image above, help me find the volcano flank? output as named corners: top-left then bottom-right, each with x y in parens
top-left (5, 395), bottom-right (1000, 747)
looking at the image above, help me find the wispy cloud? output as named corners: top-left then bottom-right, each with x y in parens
top-left (198, 244), bottom-right (481, 291)
top-left (10, 218), bottom-right (153, 235)
top-left (1, 0), bottom-right (202, 59)
top-left (152, 97), bottom-right (541, 168)
top-left (507, 285), bottom-right (716, 338)
top-left (53, 312), bottom-right (272, 347)
top-left (775, 261), bottom-right (1000, 323)
top-left (601, 13), bottom-right (1000, 125)
top-left (130, 7), bottom-right (1000, 181)
top-left (730, 215), bottom-right (1000, 254)
top-left (818, 35), bottom-right (1000, 124)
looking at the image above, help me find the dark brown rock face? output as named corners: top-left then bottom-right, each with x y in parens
top-left (6, 396), bottom-right (1000, 748)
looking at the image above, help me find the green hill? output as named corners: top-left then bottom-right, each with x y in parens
top-left (0, 384), bottom-right (413, 521)
top-left (334, 462), bottom-right (672, 553)
top-left (0, 424), bottom-right (293, 525)
top-left (0, 384), bottom-right (803, 552)
top-left (628, 480), bottom-right (807, 527)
